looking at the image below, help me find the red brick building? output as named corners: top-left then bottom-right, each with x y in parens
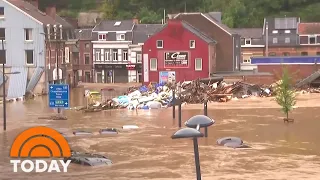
top-left (142, 20), bottom-right (216, 84)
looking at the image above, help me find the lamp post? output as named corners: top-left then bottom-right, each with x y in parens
top-left (172, 126), bottom-right (203, 180)
top-left (185, 115), bottom-right (215, 138)
top-left (177, 83), bottom-right (182, 128)
top-left (1, 38), bottom-right (20, 131)
top-left (172, 82), bottom-right (176, 119)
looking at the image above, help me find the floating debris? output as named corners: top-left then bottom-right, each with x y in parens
top-left (217, 137), bottom-right (251, 149)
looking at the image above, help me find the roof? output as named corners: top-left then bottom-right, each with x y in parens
top-left (132, 24), bottom-right (163, 44)
top-left (7, 0), bottom-right (73, 28)
top-left (233, 28), bottom-right (263, 38)
top-left (174, 13), bottom-right (237, 35)
top-left (78, 12), bottom-right (103, 28)
top-left (75, 29), bottom-right (93, 40)
top-left (298, 23), bottom-right (320, 35)
top-left (150, 20), bottom-right (216, 44)
top-left (93, 20), bottom-right (134, 32)
top-left (181, 21), bottom-right (216, 43)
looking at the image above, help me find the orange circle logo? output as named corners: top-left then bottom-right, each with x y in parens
top-left (10, 126), bottom-right (71, 158)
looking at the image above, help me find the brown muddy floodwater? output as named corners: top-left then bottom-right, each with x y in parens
top-left (0, 88), bottom-right (320, 180)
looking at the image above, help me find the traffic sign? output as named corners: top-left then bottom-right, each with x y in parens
top-left (85, 89), bottom-right (90, 97)
top-left (49, 84), bottom-right (70, 108)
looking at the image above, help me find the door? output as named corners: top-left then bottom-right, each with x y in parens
top-left (85, 72), bottom-right (90, 82)
top-left (114, 69), bottom-right (128, 83)
top-left (96, 72), bottom-right (102, 83)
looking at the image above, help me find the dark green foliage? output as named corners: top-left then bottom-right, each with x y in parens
top-left (39, 0), bottom-right (320, 27)
top-left (275, 68), bottom-right (297, 120)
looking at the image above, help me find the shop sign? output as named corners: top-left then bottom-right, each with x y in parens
top-left (164, 52), bottom-right (189, 68)
top-left (94, 64), bottom-right (142, 70)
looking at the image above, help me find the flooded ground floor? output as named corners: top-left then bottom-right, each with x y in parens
top-left (0, 90), bottom-right (320, 180)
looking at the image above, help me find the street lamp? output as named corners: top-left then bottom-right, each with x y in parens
top-left (185, 115), bottom-right (215, 138)
top-left (172, 126), bottom-right (203, 180)
top-left (1, 38), bottom-right (20, 131)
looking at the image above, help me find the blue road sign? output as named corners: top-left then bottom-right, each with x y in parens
top-left (49, 84), bottom-right (70, 108)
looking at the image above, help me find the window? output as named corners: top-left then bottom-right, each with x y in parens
top-left (285, 37), bottom-right (290, 43)
top-left (0, 28), bottom-right (5, 40)
top-left (245, 39), bottom-right (251, 45)
top-left (84, 72), bottom-right (90, 83)
top-left (137, 53), bottom-right (142, 63)
top-left (150, 58), bottom-right (157, 71)
top-left (272, 30), bottom-right (278, 34)
top-left (283, 52), bottom-right (290, 56)
top-left (284, 30), bottom-right (291, 33)
top-left (301, 52), bottom-right (308, 56)
top-left (0, 50), bottom-right (6, 64)
top-left (243, 59), bottom-right (251, 63)
top-left (120, 34), bottom-right (125, 40)
top-left (269, 52), bottom-right (276, 56)
top-left (95, 49), bottom-right (100, 61)
top-left (25, 50), bottom-right (33, 65)
top-left (25, 29), bottom-right (32, 41)
top-left (114, 21), bottom-right (121, 26)
top-left (0, 7), bottom-right (4, 16)
top-left (84, 54), bottom-right (90, 64)
top-left (309, 36), bottom-right (316, 44)
top-left (113, 49), bottom-right (118, 61)
top-left (123, 50), bottom-right (128, 61)
top-left (195, 58), bottom-right (202, 71)
top-left (273, 38), bottom-right (278, 44)
top-left (156, 40), bottom-right (163, 48)
top-left (98, 34), bottom-right (106, 41)
top-left (105, 50), bottom-right (110, 61)
top-left (85, 43), bottom-right (90, 49)
top-left (190, 40), bottom-right (195, 48)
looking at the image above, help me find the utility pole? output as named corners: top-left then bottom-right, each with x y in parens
top-left (1, 38), bottom-right (6, 131)
top-left (54, 25), bottom-right (61, 114)
top-left (266, 21), bottom-right (269, 56)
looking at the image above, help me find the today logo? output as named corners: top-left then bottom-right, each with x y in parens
top-left (9, 126), bottom-right (71, 173)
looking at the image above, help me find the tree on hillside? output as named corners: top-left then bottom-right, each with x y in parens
top-left (275, 67), bottom-right (297, 122)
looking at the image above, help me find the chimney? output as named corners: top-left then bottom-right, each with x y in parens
top-left (46, 5), bottom-right (56, 20)
top-left (133, 17), bottom-right (139, 24)
top-left (26, 0), bottom-right (39, 9)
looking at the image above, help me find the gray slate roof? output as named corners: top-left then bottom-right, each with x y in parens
top-left (93, 20), bottom-right (134, 32)
top-left (7, 0), bottom-right (72, 28)
top-left (75, 29), bottom-right (93, 40)
top-left (233, 28), bottom-right (263, 38)
top-left (132, 24), bottom-right (163, 44)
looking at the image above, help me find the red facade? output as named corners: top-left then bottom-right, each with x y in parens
top-left (142, 20), bottom-right (216, 84)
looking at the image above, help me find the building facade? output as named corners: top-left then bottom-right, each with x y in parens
top-left (130, 23), bottom-right (163, 82)
top-left (233, 28), bottom-right (265, 71)
top-left (92, 20), bottom-right (136, 83)
top-left (75, 28), bottom-right (94, 83)
top-left (142, 20), bottom-right (216, 84)
top-left (262, 17), bottom-right (300, 56)
top-left (0, 0), bottom-right (50, 98)
top-left (298, 22), bottom-right (320, 55)
top-left (174, 12), bottom-right (241, 72)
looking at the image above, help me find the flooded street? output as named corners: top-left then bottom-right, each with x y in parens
top-left (0, 88), bottom-right (320, 180)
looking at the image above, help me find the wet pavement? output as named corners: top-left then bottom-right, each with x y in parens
top-left (0, 89), bottom-right (320, 180)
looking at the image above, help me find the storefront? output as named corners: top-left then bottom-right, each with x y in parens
top-left (94, 64), bottom-right (142, 83)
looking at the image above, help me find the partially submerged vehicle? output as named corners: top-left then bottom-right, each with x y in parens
top-left (65, 151), bottom-right (113, 166)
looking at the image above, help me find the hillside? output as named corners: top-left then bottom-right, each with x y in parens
top-left (39, 0), bottom-right (320, 28)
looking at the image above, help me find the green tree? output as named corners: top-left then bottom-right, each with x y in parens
top-left (275, 67), bottom-right (297, 122)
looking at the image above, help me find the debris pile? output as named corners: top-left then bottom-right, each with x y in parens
top-left (78, 79), bottom-right (278, 112)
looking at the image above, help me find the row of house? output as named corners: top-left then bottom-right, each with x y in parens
top-left (1, 0), bottom-right (320, 99)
